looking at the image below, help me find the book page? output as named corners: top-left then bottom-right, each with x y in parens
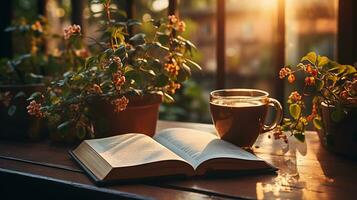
top-left (86, 133), bottom-right (189, 168)
top-left (153, 128), bottom-right (264, 170)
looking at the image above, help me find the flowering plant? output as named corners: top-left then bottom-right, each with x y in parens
top-left (276, 52), bottom-right (357, 142)
top-left (0, 17), bottom-right (87, 85)
top-left (0, 17), bottom-right (49, 85)
top-left (27, 0), bottom-right (200, 140)
top-left (0, 16), bottom-right (87, 118)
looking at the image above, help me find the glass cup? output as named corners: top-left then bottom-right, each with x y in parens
top-left (210, 89), bottom-right (282, 147)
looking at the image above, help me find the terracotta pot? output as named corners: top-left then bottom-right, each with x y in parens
top-left (317, 102), bottom-right (357, 158)
top-left (0, 84), bottom-right (47, 140)
top-left (89, 94), bottom-right (162, 138)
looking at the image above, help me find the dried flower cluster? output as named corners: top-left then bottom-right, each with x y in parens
top-left (165, 82), bottom-right (181, 94)
top-left (164, 61), bottom-right (180, 77)
top-left (31, 20), bottom-right (44, 33)
top-left (112, 71), bottom-right (126, 90)
top-left (27, 100), bottom-right (44, 118)
top-left (64, 24), bottom-right (81, 40)
top-left (168, 15), bottom-right (186, 32)
top-left (88, 84), bottom-right (103, 94)
top-left (279, 67), bottom-right (291, 79)
top-left (288, 91), bottom-right (302, 102)
top-left (111, 96), bottom-right (129, 112)
top-left (74, 48), bottom-right (90, 58)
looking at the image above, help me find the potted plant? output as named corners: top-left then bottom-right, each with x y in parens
top-left (277, 52), bottom-right (357, 157)
top-left (28, 0), bottom-right (200, 142)
top-left (0, 16), bottom-right (87, 140)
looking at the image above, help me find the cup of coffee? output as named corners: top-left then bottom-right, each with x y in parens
top-left (210, 89), bottom-right (282, 147)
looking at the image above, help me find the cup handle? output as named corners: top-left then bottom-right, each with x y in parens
top-left (262, 98), bottom-right (283, 132)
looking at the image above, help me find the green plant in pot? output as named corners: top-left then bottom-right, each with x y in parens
top-left (0, 16), bottom-right (87, 140)
top-left (277, 52), bottom-right (357, 157)
top-left (28, 0), bottom-right (201, 142)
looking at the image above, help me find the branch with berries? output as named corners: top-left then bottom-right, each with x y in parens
top-left (275, 52), bottom-right (357, 143)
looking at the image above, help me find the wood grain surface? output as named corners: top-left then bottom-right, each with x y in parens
top-left (0, 120), bottom-right (356, 199)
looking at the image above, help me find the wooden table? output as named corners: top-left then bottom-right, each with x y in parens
top-left (0, 120), bottom-right (356, 199)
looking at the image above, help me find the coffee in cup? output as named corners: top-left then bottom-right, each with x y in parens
top-left (210, 89), bottom-right (282, 147)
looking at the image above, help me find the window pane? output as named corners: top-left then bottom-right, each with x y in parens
top-left (177, 0), bottom-right (217, 123)
top-left (286, 0), bottom-right (338, 64)
top-left (225, 0), bottom-right (278, 97)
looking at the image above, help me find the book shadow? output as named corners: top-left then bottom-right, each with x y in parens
top-left (97, 169), bottom-right (278, 187)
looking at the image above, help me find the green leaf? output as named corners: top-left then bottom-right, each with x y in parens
top-left (8, 105), bottom-right (16, 116)
top-left (71, 74), bottom-right (84, 81)
top-left (114, 45), bottom-right (126, 58)
top-left (313, 117), bottom-right (323, 130)
top-left (294, 133), bottom-right (305, 143)
top-left (317, 56), bottom-right (329, 67)
top-left (185, 39), bottom-right (197, 50)
top-left (50, 95), bottom-right (60, 105)
top-left (57, 121), bottom-right (72, 134)
top-left (125, 70), bottom-right (142, 85)
top-left (109, 62), bottom-right (118, 73)
top-left (163, 93), bottom-right (174, 103)
top-left (345, 65), bottom-right (356, 74)
top-left (27, 92), bottom-right (42, 101)
top-left (315, 79), bottom-right (324, 91)
top-left (177, 64), bottom-right (191, 82)
top-left (153, 42), bottom-right (169, 51)
top-left (185, 59), bottom-right (202, 71)
top-left (157, 34), bottom-right (169, 46)
top-left (181, 63), bottom-right (192, 75)
top-left (14, 91), bottom-right (26, 99)
top-left (156, 75), bottom-right (169, 87)
top-left (76, 127), bottom-right (86, 140)
top-left (85, 57), bottom-right (97, 69)
top-left (111, 27), bottom-right (125, 44)
top-left (4, 26), bottom-right (17, 32)
top-left (151, 19), bottom-right (162, 28)
top-left (140, 68), bottom-right (156, 77)
top-left (129, 33), bottom-right (146, 46)
top-left (29, 73), bottom-right (44, 79)
top-left (301, 52), bottom-right (317, 64)
top-left (127, 19), bottom-right (142, 27)
top-left (289, 104), bottom-right (301, 119)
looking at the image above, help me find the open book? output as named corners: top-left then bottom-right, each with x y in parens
top-left (70, 128), bottom-right (276, 184)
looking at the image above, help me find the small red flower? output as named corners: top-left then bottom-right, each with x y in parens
top-left (340, 90), bottom-right (349, 99)
top-left (305, 64), bottom-right (312, 72)
top-left (288, 74), bottom-right (296, 83)
top-left (88, 84), bottom-right (103, 94)
top-left (164, 62), bottom-right (180, 77)
top-left (111, 96), bottom-right (129, 112)
top-left (288, 91), bottom-right (302, 102)
top-left (177, 21), bottom-right (186, 32)
top-left (112, 71), bottom-right (126, 90)
top-left (311, 69), bottom-right (318, 77)
top-left (166, 82), bottom-right (181, 94)
top-left (279, 67), bottom-right (291, 79)
top-left (305, 64), bottom-right (318, 76)
top-left (27, 100), bottom-right (44, 118)
top-left (64, 24), bottom-right (81, 40)
top-left (168, 15), bottom-right (178, 24)
top-left (305, 77), bottom-right (315, 86)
